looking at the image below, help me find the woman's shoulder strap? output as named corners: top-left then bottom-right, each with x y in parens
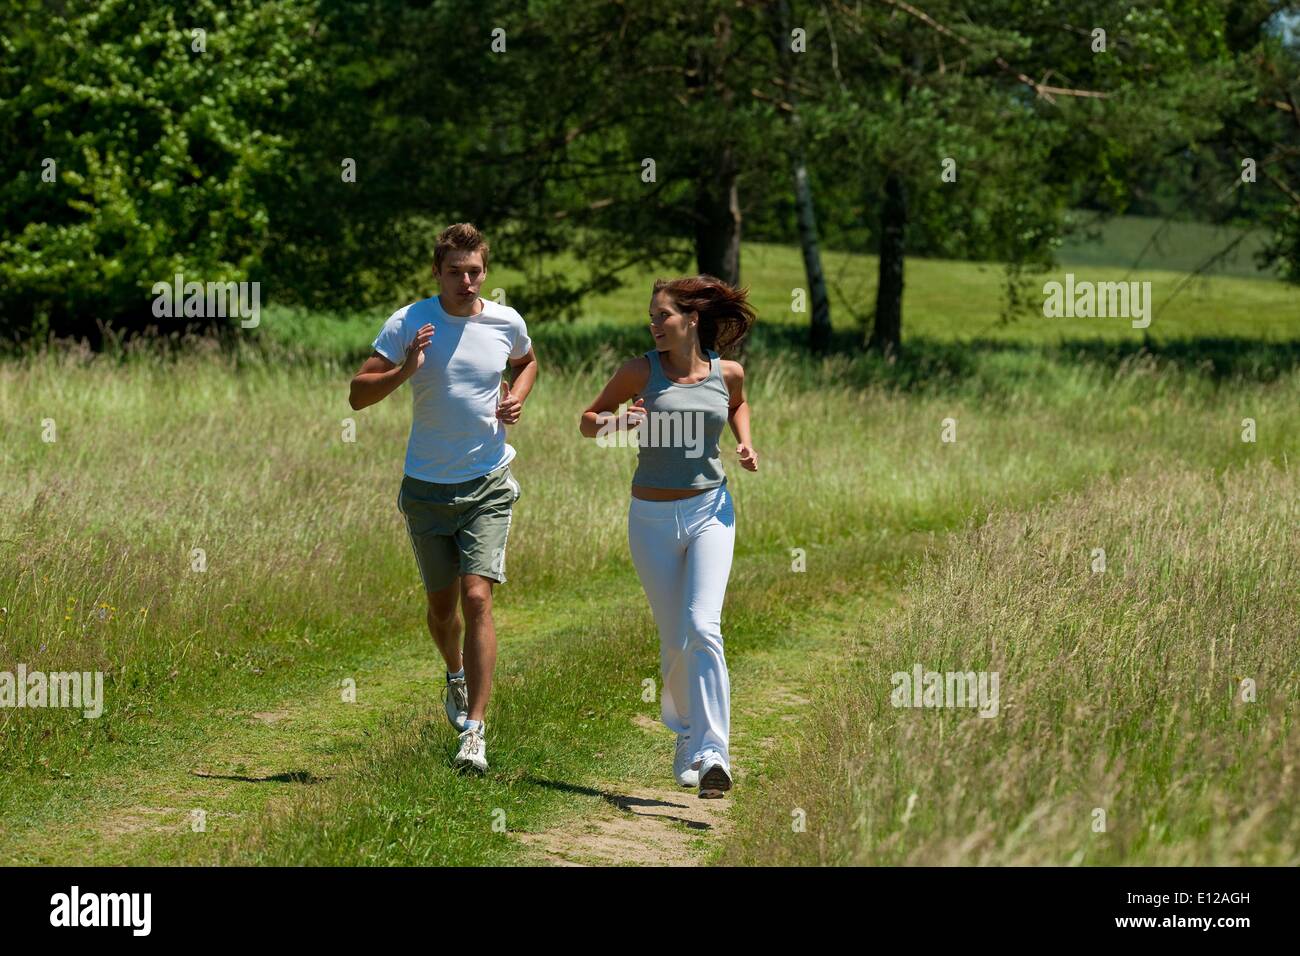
top-left (709, 350), bottom-right (725, 381)
top-left (643, 349), bottom-right (664, 381)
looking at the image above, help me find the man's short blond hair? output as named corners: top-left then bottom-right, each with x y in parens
top-left (434, 223), bottom-right (490, 273)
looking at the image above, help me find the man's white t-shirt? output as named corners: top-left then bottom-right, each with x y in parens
top-left (371, 295), bottom-right (532, 484)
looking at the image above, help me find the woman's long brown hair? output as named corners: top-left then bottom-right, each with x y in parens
top-left (652, 275), bottom-right (756, 356)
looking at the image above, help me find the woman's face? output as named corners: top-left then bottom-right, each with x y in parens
top-left (648, 291), bottom-right (695, 350)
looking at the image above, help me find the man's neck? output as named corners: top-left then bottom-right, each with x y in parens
top-left (438, 292), bottom-right (483, 318)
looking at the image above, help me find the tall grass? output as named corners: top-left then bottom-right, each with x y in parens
top-left (2, 313), bottom-right (1297, 862)
top-left (2, 336), bottom-right (1296, 738)
top-left (719, 460), bottom-right (1299, 865)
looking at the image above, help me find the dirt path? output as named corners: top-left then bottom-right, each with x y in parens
top-left (513, 713), bottom-right (735, 866)
top-left (509, 588), bottom-right (885, 866)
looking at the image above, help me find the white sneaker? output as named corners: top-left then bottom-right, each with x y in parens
top-left (673, 734), bottom-right (699, 787)
top-left (454, 723), bottom-right (487, 773)
top-left (698, 754), bottom-right (732, 799)
top-left (443, 675), bottom-right (469, 731)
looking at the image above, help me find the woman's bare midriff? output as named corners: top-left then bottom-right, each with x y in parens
top-left (631, 485), bottom-right (709, 501)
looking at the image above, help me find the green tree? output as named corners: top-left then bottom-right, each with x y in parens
top-left (0, 0), bottom-right (321, 345)
top-left (796, 0), bottom-right (1254, 354)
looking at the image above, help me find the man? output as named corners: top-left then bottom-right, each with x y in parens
top-left (349, 222), bottom-right (537, 772)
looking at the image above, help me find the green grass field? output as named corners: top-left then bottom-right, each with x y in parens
top-left (239, 221), bottom-right (1297, 368)
top-left (1056, 212), bottom-right (1281, 280)
top-left (1, 240), bottom-right (1296, 865)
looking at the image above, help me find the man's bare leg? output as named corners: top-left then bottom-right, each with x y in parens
top-left (426, 578), bottom-right (463, 672)
top-left (460, 573), bottom-right (497, 723)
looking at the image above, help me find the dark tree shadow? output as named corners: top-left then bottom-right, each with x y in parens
top-left (189, 769), bottom-right (328, 784)
top-left (525, 776), bottom-right (711, 830)
top-left (778, 330), bottom-right (1300, 389)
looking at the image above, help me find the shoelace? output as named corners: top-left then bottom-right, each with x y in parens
top-left (444, 679), bottom-right (468, 710)
top-left (462, 727), bottom-right (484, 754)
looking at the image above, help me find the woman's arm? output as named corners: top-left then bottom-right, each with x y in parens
top-left (723, 361), bottom-right (758, 472)
top-left (579, 357), bottom-right (651, 438)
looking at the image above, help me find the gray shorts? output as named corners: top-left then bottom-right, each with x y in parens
top-left (397, 463), bottom-right (522, 592)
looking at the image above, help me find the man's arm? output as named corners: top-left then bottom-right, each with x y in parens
top-left (497, 349), bottom-right (538, 424)
top-left (349, 353), bottom-right (406, 411)
top-left (349, 323), bottom-right (433, 410)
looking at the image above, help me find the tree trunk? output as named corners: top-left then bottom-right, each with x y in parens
top-left (694, 143), bottom-right (742, 287)
top-left (773, 0), bottom-right (831, 353)
top-left (869, 171), bottom-right (906, 357)
top-left (689, 12), bottom-right (741, 290)
top-left (793, 161), bottom-right (832, 352)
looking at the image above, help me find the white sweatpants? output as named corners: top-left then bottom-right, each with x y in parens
top-left (627, 482), bottom-right (736, 769)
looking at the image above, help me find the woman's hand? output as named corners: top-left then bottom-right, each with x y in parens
top-left (580, 357), bottom-right (652, 439)
top-left (597, 397), bottom-right (646, 432)
top-left (736, 443), bottom-right (758, 472)
top-left (620, 397), bottom-right (647, 431)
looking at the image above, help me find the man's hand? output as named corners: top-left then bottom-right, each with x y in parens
top-left (402, 323), bottom-right (435, 376)
top-left (496, 380), bottom-right (524, 424)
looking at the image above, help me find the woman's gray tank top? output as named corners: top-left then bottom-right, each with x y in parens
top-left (631, 348), bottom-right (730, 490)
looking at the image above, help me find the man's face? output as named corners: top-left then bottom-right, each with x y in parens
top-left (436, 249), bottom-right (486, 304)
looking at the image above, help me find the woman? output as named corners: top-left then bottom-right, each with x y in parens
top-left (579, 275), bottom-right (758, 798)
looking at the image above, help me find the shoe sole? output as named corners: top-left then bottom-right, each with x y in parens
top-left (698, 765), bottom-right (731, 798)
top-left (453, 756), bottom-right (487, 774)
